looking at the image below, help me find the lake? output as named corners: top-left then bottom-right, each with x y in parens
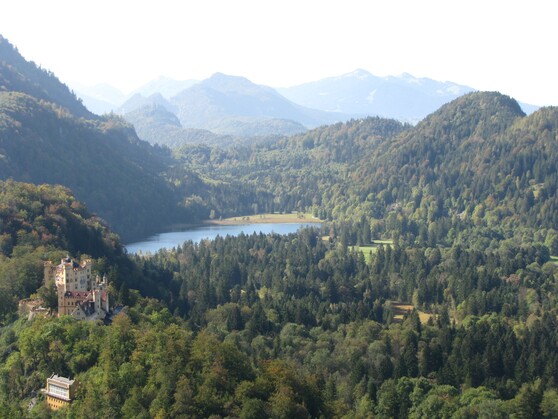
top-left (125, 222), bottom-right (322, 254)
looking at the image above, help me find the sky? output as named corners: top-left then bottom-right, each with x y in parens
top-left (0, 0), bottom-right (556, 106)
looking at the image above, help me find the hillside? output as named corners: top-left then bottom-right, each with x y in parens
top-left (123, 104), bottom-right (236, 147)
top-left (174, 116), bottom-right (410, 219)
top-left (0, 180), bottom-right (122, 319)
top-left (0, 36), bottom-right (194, 241)
top-left (349, 92), bottom-right (558, 230)
top-left (0, 179), bottom-right (180, 324)
top-left (0, 35), bottom-right (93, 119)
top-left (175, 91), bottom-right (558, 246)
top-left (0, 91), bottom-right (182, 241)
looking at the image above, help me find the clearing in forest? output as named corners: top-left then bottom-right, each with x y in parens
top-left (208, 212), bottom-right (322, 225)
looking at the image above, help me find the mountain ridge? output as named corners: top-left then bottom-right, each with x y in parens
top-left (277, 69), bottom-right (476, 123)
top-left (170, 72), bottom-right (348, 133)
top-left (0, 35), bottom-right (94, 119)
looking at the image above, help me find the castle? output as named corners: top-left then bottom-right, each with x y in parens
top-left (44, 257), bottom-right (109, 321)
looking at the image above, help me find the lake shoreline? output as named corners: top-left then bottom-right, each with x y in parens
top-left (207, 212), bottom-right (323, 225)
top-left (126, 215), bottom-right (324, 254)
top-left (167, 213), bottom-right (323, 230)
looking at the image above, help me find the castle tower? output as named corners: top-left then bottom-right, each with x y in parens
top-left (44, 257), bottom-right (109, 320)
top-left (54, 257), bottom-right (93, 293)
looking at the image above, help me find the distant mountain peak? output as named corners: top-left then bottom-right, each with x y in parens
top-left (345, 69), bottom-right (373, 80)
top-left (166, 73), bottom-right (350, 136)
top-left (398, 72), bottom-right (417, 80)
top-left (118, 91), bottom-right (174, 114)
top-left (203, 72), bottom-right (261, 93)
top-left (396, 72), bottom-right (425, 86)
top-left (131, 76), bottom-right (197, 100)
top-left (278, 69), bottom-right (476, 122)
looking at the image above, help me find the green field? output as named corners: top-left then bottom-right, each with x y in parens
top-left (349, 240), bottom-right (394, 263)
top-left (391, 302), bottom-right (433, 324)
top-left (551, 256), bottom-right (558, 265)
top-left (209, 212), bottom-right (322, 225)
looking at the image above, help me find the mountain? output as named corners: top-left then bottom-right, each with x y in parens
top-left (0, 35), bottom-right (93, 119)
top-left (131, 76), bottom-right (198, 99)
top-left (0, 91), bottom-right (181, 241)
top-left (123, 104), bottom-right (236, 147)
top-left (118, 92), bottom-right (175, 114)
top-left (169, 72), bottom-right (350, 136)
top-left (183, 91), bottom-right (557, 239)
top-left (278, 70), bottom-right (542, 123)
top-left (73, 78), bottom-right (197, 116)
top-left (0, 35), bottom-right (183, 241)
top-left (277, 69), bottom-right (475, 123)
top-left (321, 91), bottom-right (557, 232)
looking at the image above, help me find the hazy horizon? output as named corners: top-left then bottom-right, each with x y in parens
top-left (1, 0), bottom-right (556, 106)
top-left (69, 69), bottom-right (468, 97)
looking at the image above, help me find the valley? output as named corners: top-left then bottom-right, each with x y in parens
top-left (1, 33), bottom-right (558, 418)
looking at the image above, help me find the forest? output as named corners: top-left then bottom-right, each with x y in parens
top-left (2, 34), bottom-right (558, 418)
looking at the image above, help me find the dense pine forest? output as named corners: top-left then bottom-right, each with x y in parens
top-left (2, 34), bottom-right (558, 418)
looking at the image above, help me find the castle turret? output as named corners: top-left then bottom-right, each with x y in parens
top-left (43, 261), bottom-right (55, 286)
top-left (44, 257), bottom-right (109, 320)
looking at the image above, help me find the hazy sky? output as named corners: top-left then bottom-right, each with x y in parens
top-left (1, 0), bottom-right (556, 105)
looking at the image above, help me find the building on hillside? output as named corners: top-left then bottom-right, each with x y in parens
top-left (44, 257), bottom-right (109, 321)
top-left (41, 374), bottom-right (78, 410)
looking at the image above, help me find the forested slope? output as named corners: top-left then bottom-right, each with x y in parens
top-left (0, 36), bottom-right (189, 241)
top-left (0, 35), bottom-right (92, 119)
top-left (0, 180), bottom-right (122, 320)
top-left (176, 92), bottom-right (558, 248)
top-left (0, 91), bottom-right (180, 241)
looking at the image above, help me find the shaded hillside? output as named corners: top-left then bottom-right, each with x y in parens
top-left (0, 35), bottom-right (201, 241)
top-left (0, 91), bottom-right (180, 241)
top-left (0, 35), bottom-right (92, 119)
